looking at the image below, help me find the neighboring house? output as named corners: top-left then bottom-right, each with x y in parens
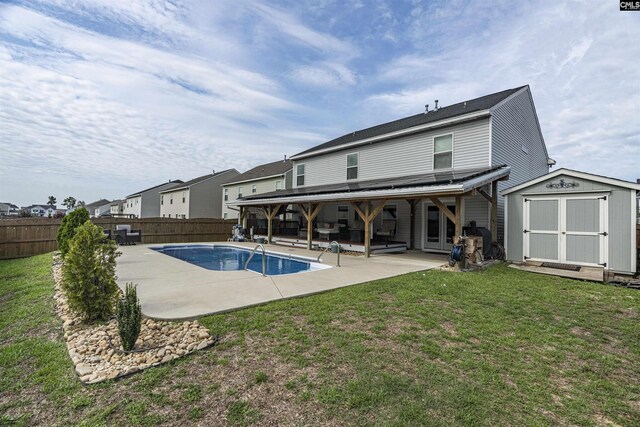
top-left (159, 169), bottom-right (240, 219)
top-left (0, 202), bottom-right (20, 216)
top-left (24, 204), bottom-right (57, 217)
top-left (83, 199), bottom-right (111, 218)
top-left (109, 200), bottom-right (125, 217)
top-left (123, 180), bottom-right (184, 219)
top-left (231, 86), bottom-right (553, 256)
top-left (221, 159), bottom-right (292, 220)
top-left (503, 169), bottom-right (640, 275)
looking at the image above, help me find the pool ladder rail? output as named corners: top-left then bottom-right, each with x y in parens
top-left (244, 244), bottom-right (267, 276)
top-left (317, 241), bottom-right (341, 267)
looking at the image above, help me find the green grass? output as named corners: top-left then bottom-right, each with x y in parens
top-left (1, 253), bottom-right (639, 426)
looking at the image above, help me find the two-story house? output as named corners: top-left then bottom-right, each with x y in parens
top-left (159, 169), bottom-right (240, 219)
top-left (83, 199), bottom-right (112, 218)
top-left (24, 204), bottom-right (58, 217)
top-left (109, 200), bottom-right (125, 217)
top-left (123, 180), bottom-right (183, 219)
top-left (221, 159), bottom-right (292, 222)
top-left (231, 86), bottom-right (553, 257)
top-left (0, 202), bottom-right (20, 216)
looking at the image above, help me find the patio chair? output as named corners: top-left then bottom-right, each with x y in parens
top-left (115, 224), bottom-right (142, 245)
top-left (375, 219), bottom-right (396, 242)
top-left (102, 229), bottom-right (112, 240)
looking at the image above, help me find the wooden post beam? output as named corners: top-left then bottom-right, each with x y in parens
top-left (407, 199), bottom-right (418, 250)
top-left (297, 203), bottom-right (322, 250)
top-left (428, 196), bottom-right (457, 224)
top-left (491, 181), bottom-right (498, 242)
top-left (351, 199), bottom-right (388, 258)
top-left (454, 195), bottom-right (462, 242)
top-left (477, 188), bottom-right (492, 203)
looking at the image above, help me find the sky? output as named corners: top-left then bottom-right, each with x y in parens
top-left (0, 0), bottom-right (638, 207)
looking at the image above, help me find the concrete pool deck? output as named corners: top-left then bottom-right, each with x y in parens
top-left (115, 242), bottom-right (447, 319)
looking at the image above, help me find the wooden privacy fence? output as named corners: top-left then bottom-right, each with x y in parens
top-left (0, 218), bottom-right (236, 260)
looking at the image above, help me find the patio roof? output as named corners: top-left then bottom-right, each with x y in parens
top-left (230, 165), bottom-right (510, 206)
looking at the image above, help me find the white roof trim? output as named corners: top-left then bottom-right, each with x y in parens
top-left (230, 167), bottom-right (510, 206)
top-left (221, 172), bottom-right (288, 187)
top-left (502, 168), bottom-right (640, 195)
top-left (290, 110), bottom-right (491, 160)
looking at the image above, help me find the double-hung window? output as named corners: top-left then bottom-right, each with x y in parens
top-left (182, 191), bottom-right (186, 203)
top-left (275, 180), bottom-right (282, 190)
top-left (224, 188), bottom-right (228, 202)
top-left (160, 195), bottom-right (164, 205)
top-left (346, 153), bottom-right (358, 180)
top-left (296, 164), bottom-right (305, 186)
top-left (433, 134), bottom-right (453, 170)
top-left (169, 195), bottom-right (173, 204)
top-left (238, 187), bottom-right (243, 198)
top-left (252, 184), bottom-right (257, 194)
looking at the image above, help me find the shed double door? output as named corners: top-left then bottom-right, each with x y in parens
top-left (523, 195), bottom-right (608, 267)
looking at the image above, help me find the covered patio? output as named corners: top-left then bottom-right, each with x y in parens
top-left (230, 165), bottom-right (510, 257)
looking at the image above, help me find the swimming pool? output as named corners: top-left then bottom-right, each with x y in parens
top-left (151, 244), bottom-right (327, 275)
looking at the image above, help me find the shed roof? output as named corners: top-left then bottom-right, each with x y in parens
top-left (501, 169), bottom-right (640, 195)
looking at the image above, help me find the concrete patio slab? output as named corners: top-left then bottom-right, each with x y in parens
top-left (115, 242), bottom-right (447, 319)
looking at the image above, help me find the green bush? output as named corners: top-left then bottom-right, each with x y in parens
top-left (116, 283), bottom-right (142, 351)
top-left (56, 207), bottom-right (90, 256)
top-left (61, 220), bottom-right (120, 323)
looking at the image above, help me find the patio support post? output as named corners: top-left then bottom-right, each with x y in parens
top-left (491, 181), bottom-right (498, 242)
top-left (298, 203), bottom-right (322, 250)
top-left (454, 195), bottom-right (462, 243)
top-left (262, 204), bottom-right (282, 244)
top-left (407, 199), bottom-right (418, 250)
top-left (351, 199), bottom-right (388, 258)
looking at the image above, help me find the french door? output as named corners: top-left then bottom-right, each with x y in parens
top-left (523, 195), bottom-right (608, 267)
top-left (423, 204), bottom-right (456, 251)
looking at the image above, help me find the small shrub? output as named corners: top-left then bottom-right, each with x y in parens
top-left (56, 207), bottom-right (90, 256)
top-left (62, 220), bottom-right (120, 322)
top-left (254, 371), bottom-right (268, 384)
top-left (116, 283), bottom-right (142, 351)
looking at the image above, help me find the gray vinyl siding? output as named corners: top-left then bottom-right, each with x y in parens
top-left (463, 193), bottom-right (490, 228)
top-left (139, 182), bottom-right (183, 218)
top-left (188, 171), bottom-right (241, 218)
top-left (491, 88), bottom-right (550, 242)
top-left (293, 118), bottom-right (490, 188)
top-left (504, 174), bottom-right (636, 274)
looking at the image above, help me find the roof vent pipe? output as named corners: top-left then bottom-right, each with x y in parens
top-left (284, 154), bottom-right (287, 161)
top-left (212, 170), bottom-right (215, 174)
top-left (434, 99), bottom-right (439, 110)
top-left (424, 104), bottom-right (429, 113)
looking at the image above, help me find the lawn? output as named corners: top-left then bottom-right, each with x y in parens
top-left (1, 253), bottom-right (639, 426)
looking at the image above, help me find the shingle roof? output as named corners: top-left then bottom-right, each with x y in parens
top-left (126, 180), bottom-right (184, 198)
top-left (223, 159), bottom-right (292, 185)
top-left (159, 169), bottom-right (239, 193)
top-left (293, 86), bottom-right (526, 158)
top-left (84, 199), bottom-right (112, 210)
top-left (241, 165), bottom-right (507, 201)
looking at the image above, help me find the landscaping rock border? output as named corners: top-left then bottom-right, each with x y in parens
top-left (52, 256), bottom-right (216, 384)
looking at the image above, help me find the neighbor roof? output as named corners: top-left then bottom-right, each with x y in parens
top-left (292, 86), bottom-right (526, 159)
top-left (159, 169), bottom-right (238, 193)
top-left (84, 199), bottom-right (112, 210)
top-left (223, 159), bottom-right (292, 185)
top-left (233, 165), bottom-right (510, 205)
top-left (126, 180), bottom-right (183, 198)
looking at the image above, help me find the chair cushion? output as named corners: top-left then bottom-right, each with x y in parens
top-left (116, 224), bottom-right (132, 233)
top-left (128, 232), bottom-right (140, 237)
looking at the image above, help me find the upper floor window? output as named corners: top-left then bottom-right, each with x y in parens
top-left (224, 188), bottom-right (228, 201)
top-left (433, 134), bottom-right (453, 170)
top-left (275, 180), bottom-right (282, 190)
top-left (160, 195), bottom-right (164, 205)
top-left (170, 195), bottom-right (173, 204)
top-left (346, 153), bottom-right (358, 180)
top-left (296, 164), bottom-right (305, 186)
top-left (238, 187), bottom-right (243, 198)
top-left (252, 184), bottom-right (257, 194)
top-left (182, 191), bottom-right (186, 203)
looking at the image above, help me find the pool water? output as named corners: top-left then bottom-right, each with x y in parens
top-left (152, 245), bottom-right (315, 275)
